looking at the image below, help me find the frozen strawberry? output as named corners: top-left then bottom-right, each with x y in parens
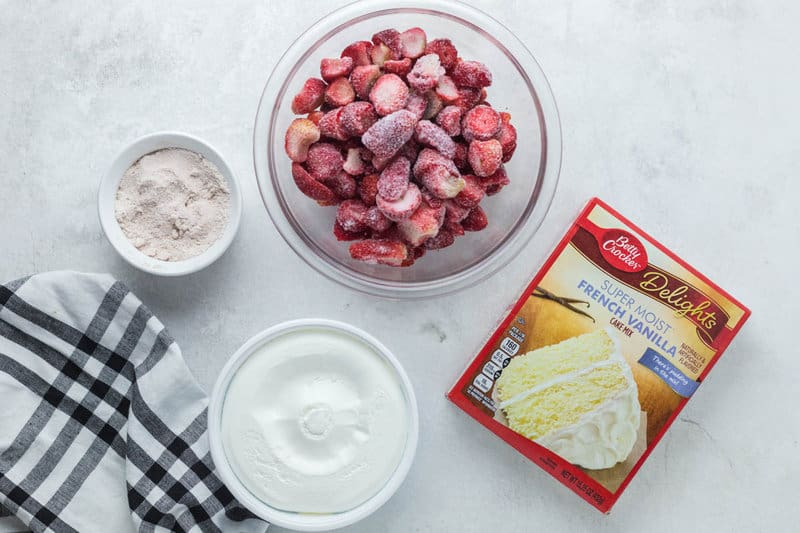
top-left (358, 173), bottom-right (379, 206)
top-left (454, 87), bottom-right (482, 110)
top-left (414, 120), bottom-right (456, 158)
top-left (407, 54), bottom-right (445, 92)
top-left (397, 202), bottom-right (445, 246)
top-left (462, 205), bottom-right (488, 231)
top-left (326, 170), bottom-right (357, 199)
top-left (383, 58), bottom-right (413, 76)
top-left (397, 139), bottom-right (421, 162)
top-left (333, 220), bottom-right (368, 241)
top-left (453, 141), bottom-right (469, 171)
top-left (318, 108), bottom-right (349, 141)
top-left (418, 167), bottom-right (465, 202)
top-left (424, 38), bottom-right (458, 70)
top-left (478, 165), bottom-right (510, 195)
top-left (376, 182), bottom-right (422, 221)
top-left (413, 148), bottom-right (465, 199)
top-left (336, 199), bottom-right (369, 233)
top-left (399, 27), bottom-right (427, 59)
top-left (445, 219), bottom-right (465, 236)
top-left (405, 92), bottom-right (427, 119)
top-left (306, 142), bottom-right (344, 180)
top-left (435, 105), bottom-right (462, 136)
top-left (291, 78), bottom-right (326, 115)
top-left (370, 223), bottom-right (403, 242)
top-left (444, 199), bottom-right (471, 223)
top-left (292, 163), bottom-right (337, 203)
top-left (372, 29), bottom-right (403, 58)
top-left (320, 57), bottom-right (354, 83)
top-left (404, 253), bottom-right (420, 269)
top-left (423, 228), bottom-right (455, 250)
top-left (468, 139), bottom-right (502, 177)
top-left (398, 249), bottom-right (418, 267)
top-left (453, 174), bottom-right (484, 208)
top-left (371, 154), bottom-right (393, 172)
top-left (340, 101), bottom-right (378, 136)
top-left (422, 91), bottom-right (443, 120)
top-left (284, 118), bottom-right (320, 162)
top-left (452, 60), bottom-right (492, 88)
top-left (412, 146), bottom-right (448, 173)
top-left (421, 188), bottom-right (443, 208)
top-left (377, 156), bottom-right (411, 201)
top-left (369, 74), bottom-right (409, 116)
top-left (435, 75), bottom-right (459, 104)
top-left (324, 77), bottom-right (355, 107)
top-left (350, 65), bottom-right (381, 100)
top-left (316, 199), bottom-right (340, 208)
top-left (307, 110), bottom-right (325, 125)
top-left (364, 205), bottom-right (393, 232)
top-left (496, 120), bottom-right (517, 162)
top-left (349, 239), bottom-right (408, 266)
top-left (343, 147), bottom-right (367, 175)
top-left (462, 105), bottom-right (501, 142)
top-left (370, 43), bottom-right (393, 66)
top-left (361, 109), bottom-right (418, 160)
top-left (341, 40), bottom-right (373, 67)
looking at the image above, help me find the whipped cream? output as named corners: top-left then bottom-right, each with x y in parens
top-left (221, 327), bottom-right (409, 513)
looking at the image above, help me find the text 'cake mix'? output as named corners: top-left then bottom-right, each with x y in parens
top-left (448, 198), bottom-right (750, 512)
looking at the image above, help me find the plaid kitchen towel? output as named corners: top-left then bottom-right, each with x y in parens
top-left (0, 272), bottom-right (268, 533)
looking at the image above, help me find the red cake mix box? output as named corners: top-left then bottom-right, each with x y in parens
top-left (447, 198), bottom-right (750, 512)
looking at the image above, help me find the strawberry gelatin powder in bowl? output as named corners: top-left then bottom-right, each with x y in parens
top-left (255, 0), bottom-right (561, 298)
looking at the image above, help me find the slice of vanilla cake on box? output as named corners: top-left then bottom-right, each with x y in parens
top-left (494, 328), bottom-right (640, 470)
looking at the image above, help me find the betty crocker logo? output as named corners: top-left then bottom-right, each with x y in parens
top-left (599, 229), bottom-right (648, 273)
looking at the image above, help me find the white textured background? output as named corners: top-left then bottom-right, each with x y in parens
top-left (0, 1), bottom-right (795, 532)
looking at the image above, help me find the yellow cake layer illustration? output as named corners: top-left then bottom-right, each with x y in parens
top-left (494, 328), bottom-right (641, 469)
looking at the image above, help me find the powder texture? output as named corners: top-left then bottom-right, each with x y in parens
top-left (115, 148), bottom-right (230, 262)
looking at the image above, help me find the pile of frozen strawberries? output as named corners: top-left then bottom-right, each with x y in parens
top-left (284, 27), bottom-right (517, 266)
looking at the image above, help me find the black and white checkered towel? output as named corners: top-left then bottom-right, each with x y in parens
top-left (0, 272), bottom-right (268, 533)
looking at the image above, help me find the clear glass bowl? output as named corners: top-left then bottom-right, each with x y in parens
top-left (255, 0), bottom-right (561, 298)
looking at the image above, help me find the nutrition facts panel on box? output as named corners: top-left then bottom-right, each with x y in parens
top-left (464, 324), bottom-right (527, 415)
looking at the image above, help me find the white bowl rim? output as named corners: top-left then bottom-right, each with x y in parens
top-left (254, 0), bottom-right (562, 299)
top-left (208, 318), bottom-right (420, 531)
top-left (98, 131), bottom-right (242, 277)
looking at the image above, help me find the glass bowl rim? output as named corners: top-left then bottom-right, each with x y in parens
top-left (254, 0), bottom-right (562, 299)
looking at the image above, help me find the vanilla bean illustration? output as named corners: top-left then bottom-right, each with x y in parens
top-left (531, 286), bottom-right (596, 323)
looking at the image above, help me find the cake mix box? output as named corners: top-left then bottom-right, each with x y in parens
top-left (447, 198), bottom-right (750, 512)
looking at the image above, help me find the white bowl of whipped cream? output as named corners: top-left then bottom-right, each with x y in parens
top-left (209, 319), bottom-right (419, 531)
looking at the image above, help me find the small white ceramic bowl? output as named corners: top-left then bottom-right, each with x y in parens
top-left (208, 319), bottom-right (419, 532)
top-left (98, 131), bottom-right (242, 276)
